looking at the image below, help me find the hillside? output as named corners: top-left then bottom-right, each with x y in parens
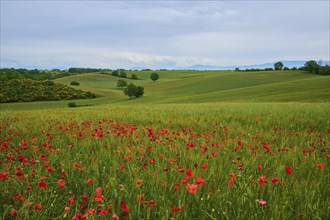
top-left (0, 70), bottom-right (329, 110)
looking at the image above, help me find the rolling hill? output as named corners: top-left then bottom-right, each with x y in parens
top-left (0, 70), bottom-right (329, 110)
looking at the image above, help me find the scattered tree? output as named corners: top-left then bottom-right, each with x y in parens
top-left (119, 70), bottom-right (127, 78)
top-left (117, 79), bottom-right (127, 89)
top-left (274, 62), bottom-right (284, 70)
top-left (112, 70), bottom-right (119, 76)
top-left (150, 72), bottom-right (159, 81)
top-left (68, 102), bottom-right (77, 108)
top-left (234, 67), bottom-right (240, 71)
top-left (304, 60), bottom-right (319, 73)
top-left (70, 81), bottom-right (80, 86)
top-left (131, 73), bottom-right (138, 80)
top-left (123, 83), bottom-right (144, 98)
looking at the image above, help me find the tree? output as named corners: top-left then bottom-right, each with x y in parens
top-left (116, 79), bottom-right (127, 89)
top-left (150, 72), bottom-right (159, 81)
top-left (119, 70), bottom-right (127, 78)
top-left (274, 62), bottom-right (284, 70)
top-left (304, 60), bottom-right (319, 73)
top-left (70, 81), bottom-right (80, 86)
top-left (112, 70), bottom-right (119, 76)
top-left (131, 73), bottom-right (138, 80)
top-left (123, 83), bottom-right (144, 98)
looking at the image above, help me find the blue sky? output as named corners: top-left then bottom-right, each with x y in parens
top-left (1, 0), bottom-right (329, 69)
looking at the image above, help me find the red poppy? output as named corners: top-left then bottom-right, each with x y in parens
top-left (186, 184), bottom-right (198, 194)
top-left (86, 178), bottom-right (93, 185)
top-left (11, 209), bottom-right (17, 216)
top-left (93, 187), bottom-right (104, 202)
top-left (82, 194), bottom-right (88, 202)
top-left (186, 169), bottom-right (193, 177)
top-left (315, 163), bottom-right (324, 170)
top-left (286, 166), bottom-right (293, 175)
top-left (258, 165), bottom-right (263, 172)
top-left (119, 165), bottom-right (125, 170)
top-left (146, 200), bottom-right (156, 208)
top-left (57, 179), bottom-right (66, 189)
top-left (38, 181), bottom-right (47, 189)
top-left (195, 177), bottom-right (206, 186)
top-left (258, 199), bottom-right (266, 206)
top-left (68, 197), bottom-right (75, 205)
top-left (271, 177), bottom-right (279, 183)
top-left (39, 154), bottom-right (47, 160)
top-left (34, 204), bottom-right (42, 210)
top-left (136, 178), bottom-right (143, 186)
top-left (137, 194), bottom-right (145, 204)
top-left (0, 171), bottom-right (8, 180)
top-left (112, 213), bottom-right (119, 220)
top-left (64, 206), bottom-right (70, 212)
top-left (98, 209), bottom-right (107, 216)
top-left (171, 205), bottom-right (181, 212)
top-left (201, 163), bottom-right (208, 170)
top-left (121, 200), bottom-right (129, 216)
top-left (258, 176), bottom-right (267, 186)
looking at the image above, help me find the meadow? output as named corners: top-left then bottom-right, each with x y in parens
top-left (0, 70), bottom-right (329, 219)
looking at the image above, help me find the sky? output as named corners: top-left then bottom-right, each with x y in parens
top-left (1, 0), bottom-right (329, 70)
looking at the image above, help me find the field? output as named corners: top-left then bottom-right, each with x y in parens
top-left (0, 70), bottom-right (329, 219)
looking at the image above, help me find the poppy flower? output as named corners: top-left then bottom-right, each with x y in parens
top-left (112, 213), bottom-right (119, 220)
top-left (286, 166), bottom-right (293, 175)
top-left (137, 194), bottom-right (145, 204)
top-left (82, 194), bottom-right (88, 202)
top-left (146, 200), bottom-right (156, 208)
top-left (93, 187), bottom-right (104, 202)
top-left (0, 171), bottom-right (8, 180)
top-left (86, 178), bottom-right (93, 185)
top-left (258, 165), bottom-right (263, 172)
top-left (39, 154), bottom-right (47, 160)
top-left (121, 200), bottom-right (129, 216)
top-left (258, 176), bottom-right (267, 186)
top-left (98, 209), bottom-right (107, 216)
top-left (87, 208), bottom-right (95, 216)
top-left (186, 184), bottom-right (198, 194)
top-left (195, 177), bottom-right (206, 186)
top-left (171, 205), bottom-right (181, 212)
top-left (136, 178), bottom-right (143, 187)
top-left (315, 163), bottom-right (324, 170)
top-left (201, 163), bottom-right (208, 170)
top-left (186, 169), bottom-right (193, 177)
top-left (38, 181), bottom-right (47, 189)
top-left (258, 199), bottom-right (266, 206)
top-left (11, 209), bottom-right (17, 216)
top-left (271, 177), bottom-right (279, 183)
top-left (34, 204), bottom-right (42, 210)
top-left (119, 165), bottom-right (125, 170)
top-left (68, 197), bottom-right (75, 205)
top-left (64, 206), bottom-right (70, 212)
top-left (57, 179), bottom-right (66, 189)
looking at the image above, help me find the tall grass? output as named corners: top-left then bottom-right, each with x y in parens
top-left (1, 103), bottom-right (329, 219)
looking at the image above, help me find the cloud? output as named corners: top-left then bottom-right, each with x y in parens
top-left (1, 1), bottom-right (329, 69)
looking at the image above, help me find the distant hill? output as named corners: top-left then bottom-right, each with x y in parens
top-left (185, 61), bottom-right (330, 70)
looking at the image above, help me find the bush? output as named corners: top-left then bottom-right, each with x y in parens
top-left (70, 81), bottom-right (80, 86)
top-left (68, 102), bottom-right (77, 108)
top-left (123, 83), bottom-right (144, 98)
top-left (150, 72), bottom-right (159, 81)
top-left (131, 74), bottom-right (138, 80)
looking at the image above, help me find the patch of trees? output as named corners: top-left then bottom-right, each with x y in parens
top-left (0, 68), bottom-right (70, 81)
top-left (116, 79), bottom-right (144, 98)
top-left (303, 60), bottom-right (330, 75)
top-left (0, 79), bottom-right (96, 103)
top-left (111, 69), bottom-right (139, 79)
top-left (68, 68), bottom-right (110, 74)
top-left (70, 81), bottom-right (80, 86)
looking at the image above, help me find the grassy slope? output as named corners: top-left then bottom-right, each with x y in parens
top-left (0, 70), bottom-right (329, 110)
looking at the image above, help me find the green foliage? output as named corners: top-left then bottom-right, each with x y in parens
top-left (274, 61), bottom-right (284, 70)
top-left (119, 70), bottom-right (127, 78)
top-left (0, 79), bottom-right (96, 103)
top-left (150, 72), bottom-right (160, 81)
top-left (112, 70), bottom-right (119, 76)
top-left (67, 102), bottom-right (77, 107)
top-left (304, 60), bottom-right (319, 73)
top-left (70, 81), bottom-right (80, 86)
top-left (116, 79), bottom-right (128, 89)
top-left (123, 83), bottom-right (144, 98)
top-left (68, 67), bottom-right (109, 74)
top-left (131, 73), bottom-right (138, 79)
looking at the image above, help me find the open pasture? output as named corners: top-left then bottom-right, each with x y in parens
top-left (1, 102), bottom-right (329, 219)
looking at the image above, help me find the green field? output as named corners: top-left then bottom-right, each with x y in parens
top-left (0, 70), bottom-right (329, 219)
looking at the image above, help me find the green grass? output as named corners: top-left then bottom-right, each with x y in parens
top-left (1, 70), bottom-right (328, 111)
top-left (0, 70), bottom-right (329, 219)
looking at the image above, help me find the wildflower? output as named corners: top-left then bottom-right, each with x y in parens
top-left (64, 206), bottom-right (70, 212)
top-left (40, 154), bottom-right (47, 160)
top-left (258, 199), bottom-right (266, 206)
top-left (68, 197), bottom-right (75, 205)
top-left (315, 163), bottom-right (324, 170)
top-left (93, 187), bottom-right (104, 202)
top-left (258, 164), bottom-right (263, 172)
top-left (258, 176), bottom-right (267, 186)
top-left (57, 179), bottom-right (66, 189)
top-left (195, 177), bottom-right (206, 186)
top-left (186, 169), bottom-right (193, 177)
top-left (286, 166), bottom-right (293, 175)
top-left (38, 181), bottom-right (47, 189)
top-left (146, 200), bottom-right (156, 208)
top-left (271, 177), bottom-right (279, 183)
top-left (136, 178), bottom-right (143, 187)
top-left (201, 163), bottom-right (208, 170)
top-left (112, 213), bottom-right (119, 220)
top-left (121, 200), bottom-right (129, 216)
top-left (86, 178), bottom-right (93, 185)
top-left (34, 204), bottom-right (42, 210)
top-left (186, 184), bottom-right (198, 194)
top-left (11, 209), bottom-right (17, 216)
top-left (137, 194), bottom-right (145, 204)
top-left (98, 209), bottom-right (107, 216)
top-left (0, 171), bottom-right (8, 180)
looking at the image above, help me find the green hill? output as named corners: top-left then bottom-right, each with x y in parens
top-left (0, 70), bottom-right (329, 110)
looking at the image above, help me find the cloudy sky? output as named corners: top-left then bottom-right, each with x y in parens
top-left (1, 0), bottom-right (329, 69)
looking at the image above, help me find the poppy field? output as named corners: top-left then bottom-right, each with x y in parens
top-left (0, 103), bottom-right (329, 219)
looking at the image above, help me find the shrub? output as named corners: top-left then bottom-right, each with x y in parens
top-left (68, 102), bottom-right (77, 108)
top-left (70, 81), bottom-right (80, 86)
top-left (150, 72), bottom-right (159, 81)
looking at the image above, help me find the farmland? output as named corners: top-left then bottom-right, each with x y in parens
top-left (0, 70), bottom-right (329, 219)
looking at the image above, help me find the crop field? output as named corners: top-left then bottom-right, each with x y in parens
top-left (0, 70), bottom-right (329, 219)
